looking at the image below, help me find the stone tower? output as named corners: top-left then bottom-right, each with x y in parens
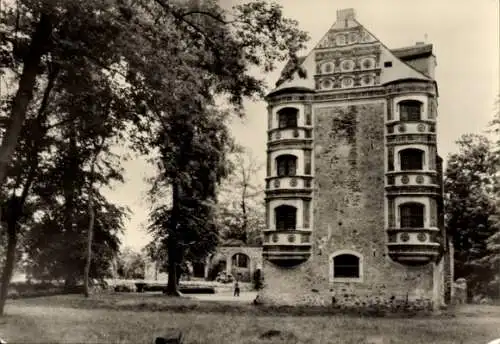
top-left (260, 9), bottom-right (453, 310)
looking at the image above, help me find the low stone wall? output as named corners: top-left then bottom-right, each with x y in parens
top-left (258, 290), bottom-right (434, 312)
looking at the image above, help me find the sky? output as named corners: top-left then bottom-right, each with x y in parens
top-left (107, 0), bottom-right (500, 252)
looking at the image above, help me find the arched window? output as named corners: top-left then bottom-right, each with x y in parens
top-left (400, 202), bottom-right (425, 228)
top-left (231, 253), bottom-right (249, 268)
top-left (275, 205), bottom-right (297, 230)
top-left (399, 100), bottom-right (422, 122)
top-left (333, 254), bottom-right (360, 278)
top-left (399, 148), bottom-right (424, 170)
top-left (277, 107), bottom-right (298, 128)
top-left (276, 155), bottom-right (297, 176)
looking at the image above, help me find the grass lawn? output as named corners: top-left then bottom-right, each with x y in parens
top-left (0, 293), bottom-right (499, 344)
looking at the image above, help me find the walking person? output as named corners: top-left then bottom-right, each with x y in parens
top-left (234, 280), bottom-right (240, 297)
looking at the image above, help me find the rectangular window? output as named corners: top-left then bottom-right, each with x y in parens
top-left (400, 204), bottom-right (424, 228)
top-left (333, 255), bottom-right (360, 278)
top-left (388, 147), bottom-right (394, 171)
top-left (304, 150), bottom-right (312, 175)
top-left (265, 203), bottom-right (270, 228)
top-left (427, 100), bottom-right (434, 119)
top-left (303, 200), bottom-right (310, 228)
top-left (388, 198), bottom-right (395, 228)
top-left (400, 103), bottom-right (421, 121)
top-left (387, 99), bottom-right (393, 121)
top-left (384, 61), bottom-right (392, 67)
top-left (400, 149), bottom-right (423, 170)
top-left (430, 198), bottom-right (437, 227)
top-left (305, 105), bottom-right (312, 125)
top-left (267, 106), bottom-right (273, 129)
top-left (429, 146), bottom-right (436, 170)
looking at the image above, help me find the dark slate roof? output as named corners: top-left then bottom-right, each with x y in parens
top-left (391, 44), bottom-right (433, 60)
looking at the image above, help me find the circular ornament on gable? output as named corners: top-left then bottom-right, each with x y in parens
top-left (398, 124), bottom-right (406, 133)
top-left (362, 75), bottom-right (373, 85)
top-left (272, 233), bottom-right (279, 243)
top-left (387, 125), bottom-right (394, 134)
top-left (429, 124), bottom-right (436, 132)
top-left (400, 233), bottom-right (410, 242)
top-left (401, 175), bottom-right (409, 184)
top-left (416, 175), bottom-right (424, 184)
top-left (362, 58), bottom-right (373, 69)
top-left (417, 233), bottom-right (427, 242)
top-left (341, 60), bottom-right (354, 71)
top-left (290, 178), bottom-right (298, 187)
top-left (288, 234), bottom-right (295, 243)
top-left (322, 79), bottom-right (332, 89)
top-left (342, 78), bottom-right (353, 88)
top-left (274, 179), bottom-right (280, 188)
top-left (293, 129), bottom-right (299, 138)
top-left (417, 123), bottom-right (426, 132)
top-left (275, 131), bottom-right (281, 139)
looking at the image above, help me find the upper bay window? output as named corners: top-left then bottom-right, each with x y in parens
top-left (399, 100), bottom-right (422, 122)
top-left (276, 154), bottom-right (297, 177)
top-left (399, 148), bottom-right (424, 171)
top-left (277, 107), bottom-right (298, 128)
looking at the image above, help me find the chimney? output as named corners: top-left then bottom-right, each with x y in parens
top-left (416, 42), bottom-right (425, 45)
top-left (337, 8), bottom-right (356, 23)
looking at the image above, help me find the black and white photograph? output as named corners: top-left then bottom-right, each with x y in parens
top-left (0, 0), bottom-right (498, 343)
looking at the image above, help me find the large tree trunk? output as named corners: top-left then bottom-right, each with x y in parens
top-left (0, 219), bottom-right (18, 316)
top-left (0, 13), bottom-right (52, 188)
top-left (0, 59), bottom-right (56, 315)
top-left (83, 144), bottom-right (101, 298)
top-left (165, 183), bottom-right (181, 296)
top-left (83, 187), bottom-right (95, 298)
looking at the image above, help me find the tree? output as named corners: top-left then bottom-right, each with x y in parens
top-left (217, 148), bottom-right (265, 245)
top-left (445, 134), bottom-right (499, 298)
top-left (147, 105), bottom-right (233, 294)
top-left (116, 247), bottom-right (145, 280)
top-left (478, 95), bottom-right (500, 298)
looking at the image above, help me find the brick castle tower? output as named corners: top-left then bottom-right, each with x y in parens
top-left (260, 9), bottom-right (453, 310)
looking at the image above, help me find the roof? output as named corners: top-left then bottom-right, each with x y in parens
top-left (391, 43), bottom-right (433, 60)
top-left (220, 239), bottom-right (245, 247)
top-left (275, 56), bottom-right (307, 87)
top-left (269, 9), bottom-right (433, 96)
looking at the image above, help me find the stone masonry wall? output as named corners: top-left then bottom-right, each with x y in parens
top-left (259, 101), bottom-right (436, 310)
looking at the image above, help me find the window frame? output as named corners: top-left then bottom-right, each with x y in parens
top-left (275, 154), bottom-right (298, 177)
top-left (398, 100), bottom-right (422, 122)
top-left (277, 107), bottom-right (299, 129)
top-left (399, 148), bottom-right (424, 171)
top-left (274, 205), bottom-right (297, 231)
top-left (399, 202), bottom-right (425, 228)
top-left (329, 250), bottom-right (363, 283)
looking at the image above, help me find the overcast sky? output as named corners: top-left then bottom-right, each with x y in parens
top-left (108, 0), bottom-right (500, 251)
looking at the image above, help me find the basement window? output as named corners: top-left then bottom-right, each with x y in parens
top-left (384, 61), bottom-right (393, 68)
top-left (329, 251), bottom-right (363, 282)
